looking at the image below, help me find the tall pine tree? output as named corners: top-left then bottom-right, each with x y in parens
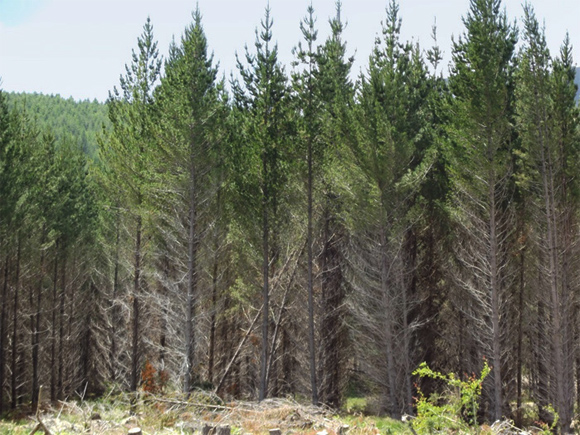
top-left (446, 0), bottom-right (517, 420)
top-left (349, 0), bottom-right (431, 417)
top-left (103, 17), bottom-right (162, 392)
top-left (232, 5), bottom-right (292, 400)
top-left (156, 8), bottom-right (227, 393)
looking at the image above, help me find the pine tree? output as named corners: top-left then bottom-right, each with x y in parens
top-left (232, 5), bottom-right (292, 400)
top-left (446, 0), bottom-right (517, 420)
top-left (313, 0), bottom-right (354, 409)
top-left (292, 2), bottom-right (321, 406)
top-left (408, 20), bottom-right (452, 401)
top-left (0, 88), bottom-right (12, 414)
top-left (550, 36), bottom-right (580, 432)
top-left (156, 8), bottom-right (227, 393)
top-left (349, 0), bottom-right (431, 417)
top-left (103, 17), bottom-right (162, 392)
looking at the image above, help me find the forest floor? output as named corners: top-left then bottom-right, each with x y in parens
top-left (0, 391), bottom-right (548, 434)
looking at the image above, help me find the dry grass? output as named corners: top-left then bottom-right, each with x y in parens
top-left (0, 395), bottom-right (546, 434)
top-left (0, 393), bottom-right (397, 434)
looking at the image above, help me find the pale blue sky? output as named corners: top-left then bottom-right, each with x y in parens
top-left (0, 0), bottom-right (578, 102)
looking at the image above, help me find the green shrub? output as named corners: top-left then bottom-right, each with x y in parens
top-left (412, 361), bottom-right (490, 433)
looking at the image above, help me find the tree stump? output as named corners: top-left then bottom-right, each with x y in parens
top-left (338, 425), bottom-right (350, 434)
top-left (269, 429), bottom-right (282, 435)
top-left (128, 428), bottom-right (142, 435)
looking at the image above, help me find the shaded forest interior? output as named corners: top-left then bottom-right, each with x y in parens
top-left (1, 0), bottom-right (580, 432)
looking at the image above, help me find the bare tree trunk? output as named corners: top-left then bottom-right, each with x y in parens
top-left (576, 306), bottom-right (580, 418)
top-left (208, 256), bottom-right (218, 385)
top-left (130, 214), bottom-right (142, 392)
top-left (307, 136), bottom-right (318, 406)
top-left (57, 254), bottom-right (66, 399)
top-left (64, 256), bottom-right (77, 396)
top-left (266, 279), bottom-right (293, 388)
top-left (159, 254), bottom-right (169, 375)
top-left (0, 255), bottom-right (8, 414)
top-left (402, 232), bottom-right (415, 416)
top-left (281, 326), bottom-right (293, 395)
top-left (259, 156), bottom-right (270, 402)
top-left (380, 225), bottom-right (399, 418)
top-left (80, 282), bottom-right (95, 394)
top-left (31, 227), bottom-right (46, 412)
top-left (536, 292), bottom-right (549, 422)
top-left (109, 213), bottom-right (120, 384)
top-left (184, 164), bottom-right (198, 393)
top-left (515, 219), bottom-right (525, 428)
top-left (489, 171), bottom-right (503, 421)
top-left (50, 244), bottom-right (58, 401)
top-left (320, 200), bottom-right (345, 409)
top-left (208, 187), bottom-right (224, 386)
top-left (543, 166), bottom-right (566, 432)
top-left (538, 125), bottom-right (573, 431)
top-left (11, 235), bottom-right (21, 408)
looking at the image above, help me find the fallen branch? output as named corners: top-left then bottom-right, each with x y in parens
top-left (147, 395), bottom-right (234, 411)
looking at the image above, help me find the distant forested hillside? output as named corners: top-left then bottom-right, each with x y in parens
top-left (6, 92), bottom-right (109, 157)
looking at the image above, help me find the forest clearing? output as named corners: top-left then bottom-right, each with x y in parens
top-left (0, 390), bottom-right (558, 434)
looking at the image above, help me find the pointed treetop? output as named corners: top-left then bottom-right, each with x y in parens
top-left (112, 16), bottom-right (162, 105)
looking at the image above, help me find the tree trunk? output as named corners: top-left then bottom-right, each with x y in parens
top-left (80, 283), bottom-right (94, 395)
top-left (307, 136), bottom-right (318, 405)
top-left (130, 215), bottom-right (142, 392)
top-left (320, 199), bottom-right (344, 409)
top-left (11, 235), bottom-right (21, 408)
top-left (402, 232), bottom-right (416, 416)
top-left (50, 245), bottom-right (58, 401)
top-left (31, 227), bottom-right (47, 412)
top-left (159, 254), bottom-right (169, 375)
top-left (281, 326), bottom-right (292, 395)
top-left (208, 257), bottom-right (218, 385)
top-left (536, 295), bottom-right (549, 422)
top-left (184, 163), bottom-right (198, 393)
top-left (259, 155), bottom-right (270, 402)
top-left (0, 255), bottom-right (8, 414)
top-left (515, 220), bottom-right (525, 428)
top-left (540, 134), bottom-right (570, 431)
top-left (57, 253), bottom-right (66, 399)
top-left (576, 307), bottom-right (580, 418)
top-left (488, 165), bottom-right (503, 421)
top-left (380, 224), bottom-right (399, 418)
top-left (109, 213), bottom-right (120, 384)
top-left (208, 186), bottom-right (224, 386)
top-left (65, 256), bottom-right (76, 395)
